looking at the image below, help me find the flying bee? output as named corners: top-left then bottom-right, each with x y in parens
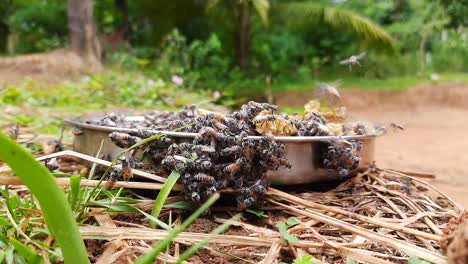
top-left (316, 81), bottom-right (342, 107)
top-left (390, 122), bottom-right (404, 131)
top-left (340, 52), bottom-right (366, 71)
top-left (354, 122), bottom-right (367, 135)
top-left (109, 132), bottom-right (141, 149)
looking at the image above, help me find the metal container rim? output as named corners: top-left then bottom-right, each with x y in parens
top-left (64, 118), bottom-right (377, 143)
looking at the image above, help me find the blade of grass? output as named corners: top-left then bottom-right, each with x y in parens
top-left (135, 193), bottom-right (220, 264)
top-left (9, 237), bottom-right (44, 264)
top-left (175, 214), bottom-right (241, 264)
top-left (149, 171), bottom-right (181, 228)
top-left (0, 132), bottom-right (89, 264)
top-left (69, 175), bottom-right (81, 211)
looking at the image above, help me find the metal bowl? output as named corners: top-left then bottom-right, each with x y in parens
top-left (65, 117), bottom-right (377, 185)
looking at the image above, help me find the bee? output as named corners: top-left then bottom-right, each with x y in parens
top-left (220, 145), bottom-right (242, 158)
top-left (340, 52), bottom-right (366, 71)
top-left (7, 124), bottom-right (19, 140)
top-left (315, 122), bottom-right (331, 136)
top-left (109, 132), bottom-right (141, 149)
top-left (238, 197), bottom-right (255, 210)
top-left (200, 127), bottom-right (219, 138)
top-left (250, 180), bottom-right (267, 194)
top-left (390, 122), bottom-right (404, 131)
top-left (192, 173), bottom-right (216, 184)
top-left (106, 168), bottom-right (123, 189)
top-left (386, 181), bottom-right (409, 192)
top-left (194, 160), bottom-right (214, 171)
top-left (205, 186), bottom-right (217, 196)
top-left (190, 192), bottom-right (201, 203)
top-left (253, 114), bottom-right (276, 124)
top-left (316, 81), bottom-right (342, 107)
top-left (72, 126), bottom-right (84, 136)
top-left (223, 163), bottom-right (240, 178)
top-left (119, 156), bottom-right (133, 181)
top-left (98, 115), bottom-right (118, 127)
top-left (44, 158), bottom-right (59, 171)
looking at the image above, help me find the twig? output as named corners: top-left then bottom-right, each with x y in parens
top-left (384, 169), bottom-right (435, 179)
top-left (267, 198), bottom-right (446, 264)
top-left (267, 188), bottom-right (441, 241)
top-left (36, 150), bottom-right (171, 184)
top-left (0, 176), bottom-right (181, 191)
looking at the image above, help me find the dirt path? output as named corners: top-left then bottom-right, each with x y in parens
top-left (354, 106), bottom-right (468, 209)
top-left (278, 83), bottom-right (468, 208)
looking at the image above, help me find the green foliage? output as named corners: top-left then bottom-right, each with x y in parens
top-left (276, 217), bottom-right (302, 244)
top-left (149, 171), bottom-right (180, 228)
top-left (432, 34), bottom-right (468, 72)
top-left (293, 254), bottom-right (322, 264)
top-left (0, 133), bottom-right (89, 263)
top-left (7, 0), bottom-right (67, 53)
top-left (245, 208), bottom-right (268, 218)
top-left (135, 193), bottom-right (220, 264)
top-left (408, 256), bottom-right (432, 264)
top-left (277, 2), bottom-right (395, 52)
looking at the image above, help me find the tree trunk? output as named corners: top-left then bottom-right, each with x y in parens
top-left (0, 22), bottom-right (8, 53)
top-left (419, 34), bottom-right (427, 73)
top-left (68, 0), bottom-right (101, 62)
top-left (235, 1), bottom-right (251, 69)
top-left (114, 0), bottom-right (129, 38)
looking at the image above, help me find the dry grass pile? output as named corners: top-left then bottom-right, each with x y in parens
top-left (0, 149), bottom-right (464, 263)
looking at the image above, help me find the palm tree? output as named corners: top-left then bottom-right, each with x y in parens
top-left (207, 0), bottom-right (394, 68)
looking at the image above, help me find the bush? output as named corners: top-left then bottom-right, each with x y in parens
top-left (7, 1), bottom-right (67, 53)
top-left (432, 32), bottom-right (468, 72)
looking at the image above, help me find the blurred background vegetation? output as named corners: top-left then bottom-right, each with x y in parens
top-left (0, 0), bottom-right (467, 105)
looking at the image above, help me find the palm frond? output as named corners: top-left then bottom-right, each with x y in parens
top-left (251, 0), bottom-right (270, 26)
top-left (276, 2), bottom-right (395, 52)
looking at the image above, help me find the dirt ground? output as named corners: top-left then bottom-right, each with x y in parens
top-left (278, 82), bottom-right (468, 209)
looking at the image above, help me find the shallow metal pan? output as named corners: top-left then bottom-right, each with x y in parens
top-left (65, 117), bottom-right (377, 185)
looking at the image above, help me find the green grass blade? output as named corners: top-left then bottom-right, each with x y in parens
top-left (149, 171), bottom-right (181, 228)
top-left (175, 214), bottom-right (241, 264)
top-left (68, 175), bottom-right (81, 211)
top-left (135, 193), bottom-right (220, 264)
top-left (0, 133), bottom-right (89, 264)
top-left (9, 237), bottom-right (44, 264)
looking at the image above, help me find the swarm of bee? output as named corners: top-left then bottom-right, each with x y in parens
top-left (95, 101), bottom-right (380, 209)
top-left (323, 138), bottom-right (362, 178)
